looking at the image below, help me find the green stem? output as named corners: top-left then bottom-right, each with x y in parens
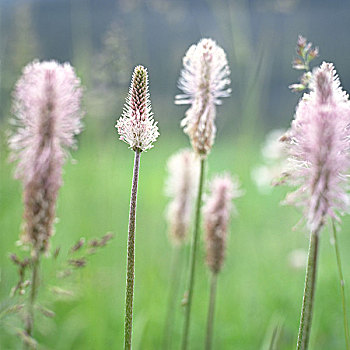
top-left (205, 272), bottom-right (218, 350)
top-left (162, 245), bottom-right (184, 349)
top-left (332, 219), bottom-right (350, 350)
top-left (296, 228), bottom-right (320, 350)
top-left (181, 158), bottom-right (205, 350)
top-left (24, 256), bottom-right (40, 349)
top-left (124, 150), bottom-right (141, 350)
top-left (268, 326), bottom-right (278, 350)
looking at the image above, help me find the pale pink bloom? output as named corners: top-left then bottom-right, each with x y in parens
top-left (165, 149), bottom-right (198, 245)
top-left (283, 62), bottom-right (350, 231)
top-left (175, 38), bottom-right (231, 157)
top-left (9, 60), bottom-right (84, 252)
top-left (203, 174), bottom-right (242, 273)
top-left (252, 129), bottom-right (291, 193)
top-left (116, 65), bottom-right (159, 152)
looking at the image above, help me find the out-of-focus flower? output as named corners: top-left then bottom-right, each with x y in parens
top-left (175, 38), bottom-right (231, 157)
top-left (165, 149), bottom-right (198, 245)
top-left (282, 62), bottom-right (350, 231)
top-left (9, 60), bottom-right (84, 253)
top-left (116, 65), bottom-right (159, 152)
top-left (251, 129), bottom-right (290, 193)
top-left (288, 249), bottom-right (307, 270)
top-left (203, 174), bottom-right (243, 274)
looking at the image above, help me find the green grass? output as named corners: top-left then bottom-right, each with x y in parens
top-left (1, 126), bottom-right (350, 349)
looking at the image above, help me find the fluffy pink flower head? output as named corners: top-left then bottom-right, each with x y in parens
top-left (283, 62), bottom-right (350, 232)
top-left (165, 149), bottom-right (198, 245)
top-left (116, 65), bottom-right (159, 152)
top-left (9, 60), bottom-right (84, 253)
top-left (175, 38), bottom-right (231, 157)
top-left (203, 174), bottom-right (242, 274)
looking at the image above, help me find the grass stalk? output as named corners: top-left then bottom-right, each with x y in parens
top-left (181, 157), bottom-right (205, 350)
top-left (296, 228), bottom-right (320, 350)
top-left (205, 272), bottom-right (218, 350)
top-left (331, 219), bottom-right (350, 350)
top-left (24, 255), bottom-right (40, 349)
top-left (162, 245), bottom-right (184, 349)
top-left (124, 150), bottom-right (141, 350)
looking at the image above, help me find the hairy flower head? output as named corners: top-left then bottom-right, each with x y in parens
top-left (175, 38), bottom-right (231, 157)
top-left (203, 174), bottom-right (242, 274)
top-left (165, 149), bottom-right (198, 245)
top-left (283, 62), bottom-right (350, 231)
top-left (9, 60), bottom-right (84, 253)
top-left (116, 65), bottom-right (159, 152)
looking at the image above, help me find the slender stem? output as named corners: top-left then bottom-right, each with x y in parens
top-left (205, 272), bottom-right (218, 350)
top-left (24, 256), bottom-right (40, 349)
top-left (124, 150), bottom-right (141, 350)
top-left (332, 219), bottom-right (350, 350)
top-left (162, 245), bottom-right (184, 349)
top-left (296, 228), bottom-right (320, 350)
top-left (181, 158), bottom-right (205, 350)
top-left (268, 326), bottom-right (278, 350)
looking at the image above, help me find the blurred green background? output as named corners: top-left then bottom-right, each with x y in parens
top-left (1, 0), bottom-right (350, 349)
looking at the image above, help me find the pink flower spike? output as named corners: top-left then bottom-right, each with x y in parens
top-left (175, 38), bottom-right (231, 157)
top-left (116, 65), bottom-right (159, 152)
top-left (283, 62), bottom-right (350, 231)
top-left (165, 149), bottom-right (199, 245)
top-left (204, 174), bottom-right (242, 273)
top-left (9, 60), bottom-right (84, 252)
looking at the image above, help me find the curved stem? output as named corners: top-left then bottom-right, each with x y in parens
top-left (181, 158), bottom-right (205, 350)
top-left (332, 219), bottom-right (350, 350)
top-left (124, 150), bottom-right (141, 350)
top-left (296, 228), bottom-right (320, 350)
top-left (205, 272), bottom-right (218, 350)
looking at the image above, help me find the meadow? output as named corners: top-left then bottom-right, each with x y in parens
top-left (1, 118), bottom-right (350, 349)
top-left (1, 2), bottom-right (350, 348)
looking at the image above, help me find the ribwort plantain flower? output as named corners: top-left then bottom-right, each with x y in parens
top-left (9, 60), bottom-right (83, 254)
top-left (203, 173), bottom-right (242, 350)
top-left (175, 38), bottom-right (231, 157)
top-left (283, 62), bottom-right (350, 232)
top-left (162, 149), bottom-right (198, 349)
top-left (204, 174), bottom-right (242, 274)
top-left (165, 149), bottom-right (198, 245)
top-left (118, 65), bottom-right (159, 349)
top-left (116, 65), bottom-right (159, 152)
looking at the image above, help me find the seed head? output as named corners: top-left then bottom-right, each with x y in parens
top-left (116, 65), bottom-right (159, 152)
top-left (8, 60), bottom-right (84, 253)
top-left (203, 174), bottom-right (242, 274)
top-left (283, 62), bottom-right (350, 231)
top-left (165, 149), bottom-right (198, 245)
top-left (175, 38), bottom-right (231, 157)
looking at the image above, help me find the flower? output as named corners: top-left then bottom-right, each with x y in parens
top-left (251, 129), bottom-right (290, 193)
top-left (175, 38), bottom-right (231, 157)
top-left (165, 149), bottom-right (198, 244)
top-left (116, 65), bottom-right (159, 152)
top-left (203, 174), bottom-right (242, 274)
top-left (283, 62), bottom-right (350, 231)
top-left (9, 60), bottom-right (84, 253)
